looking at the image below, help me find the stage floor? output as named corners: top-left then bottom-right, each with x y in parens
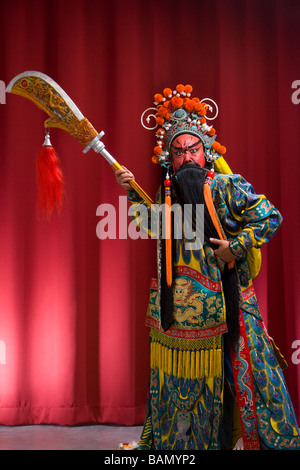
top-left (0, 424), bottom-right (143, 450)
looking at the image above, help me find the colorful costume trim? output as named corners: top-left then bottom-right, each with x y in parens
top-left (244, 313), bottom-right (300, 449)
top-left (230, 312), bottom-right (260, 450)
top-left (138, 334), bottom-right (224, 450)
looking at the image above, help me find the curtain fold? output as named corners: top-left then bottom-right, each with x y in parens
top-left (0, 0), bottom-right (299, 425)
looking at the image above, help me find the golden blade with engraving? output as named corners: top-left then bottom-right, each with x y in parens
top-left (6, 71), bottom-right (153, 206)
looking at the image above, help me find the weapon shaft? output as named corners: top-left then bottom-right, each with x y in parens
top-left (83, 131), bottom-right (153, 206)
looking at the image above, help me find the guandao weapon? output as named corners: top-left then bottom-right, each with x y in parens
top-left (6, 71), bottom-right (154, 213)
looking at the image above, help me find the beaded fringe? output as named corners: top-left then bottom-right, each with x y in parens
top-left (150, 339), bottom-right (223, 380)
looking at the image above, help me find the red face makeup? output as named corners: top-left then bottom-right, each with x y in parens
top-left (171, 134), bottom-right (205, 171)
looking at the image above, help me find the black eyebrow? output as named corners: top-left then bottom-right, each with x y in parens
top-left (171, 139), bottom-right (202, 150)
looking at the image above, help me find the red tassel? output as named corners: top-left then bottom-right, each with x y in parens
top-left (36, 133), bottom-right (63, 217)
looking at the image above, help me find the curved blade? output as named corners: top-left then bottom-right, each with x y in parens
top-left (6, 71), bottom-right (98, 145)
top-left (6, 71), bottom-right (154, 206)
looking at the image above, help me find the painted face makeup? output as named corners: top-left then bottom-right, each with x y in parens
top-left (171, 134), bottom-right (205, 171)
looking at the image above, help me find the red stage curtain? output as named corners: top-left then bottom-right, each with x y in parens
top-left (0, 0), bottom-right (299, 425)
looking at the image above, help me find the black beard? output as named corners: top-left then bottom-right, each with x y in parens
top-left (171, 163), bottom-right (241, 348)
top-left (172, 163), bottom-right (219, 244)
top-left (172, 163), bottom-right (206, 206)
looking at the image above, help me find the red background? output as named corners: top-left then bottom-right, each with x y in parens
top-left (0, 0), bottom-right (299, 425)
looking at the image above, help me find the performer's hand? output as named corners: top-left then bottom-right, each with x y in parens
top-left (209, 238), bottom-right (236, 263)
top-left (115, 167), bottom-right (134, 191)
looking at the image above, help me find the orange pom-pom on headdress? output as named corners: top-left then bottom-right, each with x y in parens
top-left (156, 116), bottom-right (165, 126)
top-left (163, 100), bottom-right (173, 111)
top-left (194, 101), bottom-right (207, 115)
top-left (184, 84), bottom-right (193, 94)
top-left (183, 98), bottom-right (196, 112)
top-left (157, 106), bottom-right (170, 119)
top-left (163, 88), bottom-right (172, 98)
top-left (153, 146), bottom-right (163, 155)
top-left (176, 84), bottom-right (185, 94)
top-left (171, 96), bottom-right (183, 108)
top-left (154, 93), bottom-right (163, 104)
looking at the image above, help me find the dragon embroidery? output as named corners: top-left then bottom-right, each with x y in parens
top-left (173, 277), bottom-right (223, 327)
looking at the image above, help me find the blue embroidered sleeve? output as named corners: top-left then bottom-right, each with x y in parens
top-left (213, 174), bottom-right (283, 259)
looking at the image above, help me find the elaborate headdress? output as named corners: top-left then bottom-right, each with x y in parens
top-left (141, 84), bottom-right (227, 170)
